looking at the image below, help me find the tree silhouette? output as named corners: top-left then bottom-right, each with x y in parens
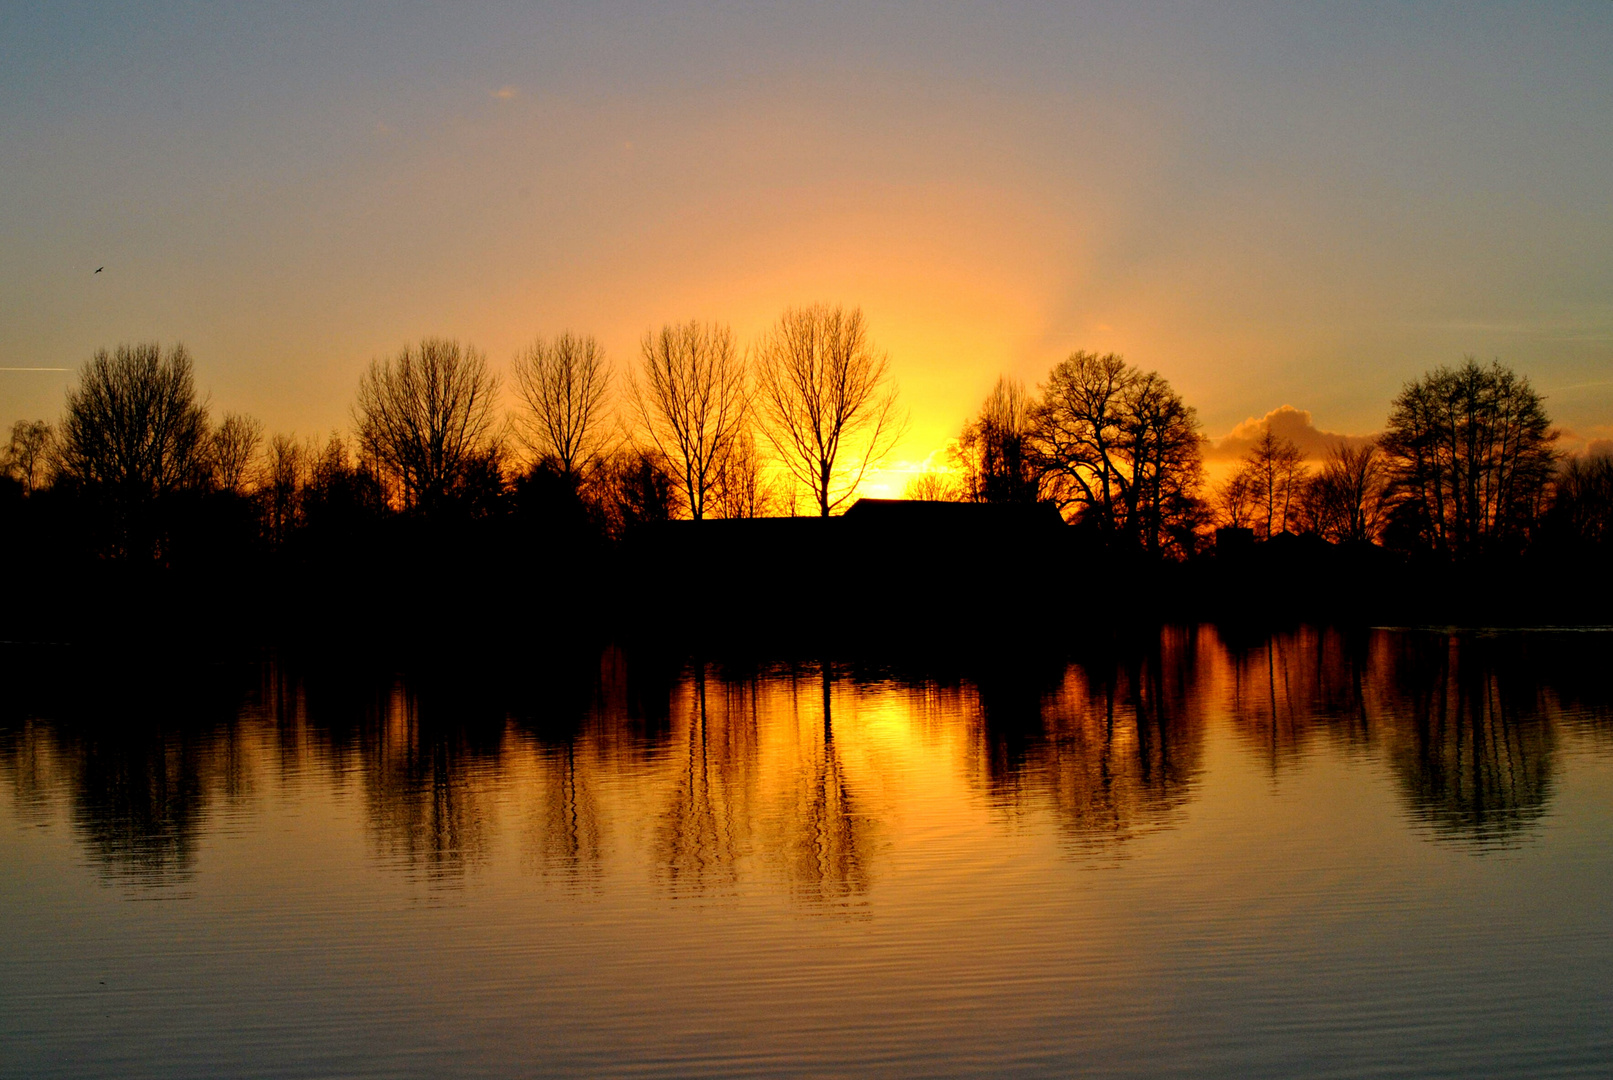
top-left (3, 419), bottom-right (55, 494)
top-left (953, 376), bottom-right (1039, 503)
top-left (628, 321), bottom-right (749, 520)
top-left (57, 342), bottom-right (211, 555)
top-left (511, 332), bottom-right (611, 481)
top-left (599, 446), bottom-right (677, 536)
top-left (1224, 427), bottom-right (1307, 540)
top-left (353, 338), bottom-right (501, 514)
top-left (1303, 440), bottom-right (1387, 543)
top-left (903, 471), bottom-right (960, 501)
top-left (1030, 350), bottom-right (1203, 554)
top-left (1545, 450), bottom-right (1613, 549)
top-left (753, 304), bottom-right (905, 517)
top-left (1380, 358), bottom-right (1556, 557)
top-left (208, 412), bottom-right (262, 495)
top-left (711, 430), bottom-right (782, 519)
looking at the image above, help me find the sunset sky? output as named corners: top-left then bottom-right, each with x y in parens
top-left (4, 3), bottom-right (1612, 491)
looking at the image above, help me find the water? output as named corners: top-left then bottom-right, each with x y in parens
top-left (3, 626), bottom-right (1611, 1078)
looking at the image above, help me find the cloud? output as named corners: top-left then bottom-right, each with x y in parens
top-left (1555, 424), bottom-right (1613, 459)
top-left (490, 86), bottom-right (517, 100)
top-left (1206, 405), bottom-right (1376, 461)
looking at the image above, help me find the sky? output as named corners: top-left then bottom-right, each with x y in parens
top-left (3, 2), bottom-right (1612, 490)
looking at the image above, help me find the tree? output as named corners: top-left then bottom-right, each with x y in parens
top-left (629, 321), bottom-right (749, 521)
top-left (599, 446), bottom-right (677, 536)
top-left (59, 343), bottom-right (210, 497)
top-left (3, 419), bottom-right (55, 494)
top-left (1544, 451), bottom-right (1613, 549)
top-left (511, 332), bottom-right (610, 480)
top-left (354, 338), bottom-right (501, 513)
top-left (209, 412), bottom-right (263, 494)
top-left (753, 304), bottom-right (905, 517)
top-left (904, 472), bottom-right (961, 501)
top-left (1029, 351), bottom-right (1204, 555)
top-left (302, 432), bottom-right (387, 534)
top-left (1379, 358), bottom-right (1556, 557)
top-left (712, 430), bottom-right (782, 519)
top-left (261, 433), bottom-right (304, 545)
top-left (1235, 427), bottom-right (1308, 540)
top-left (1214, 467), bottom-right (1258, 530)
top-left (953, 377), bottom-right (1038, 503)
top-left (1303, 441), bottom-right (1387, 544)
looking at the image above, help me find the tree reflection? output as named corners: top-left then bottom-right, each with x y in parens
top-left (525, 741), bottom-right (605, 886)
top-left (778, 662), bottom-right (871, 904)
top-left (343, 677), bottom-right (505, 882)
top-left (1218, 625), bottom-right (1377, 764)
top-left (646, 657), bottom-right (874, 904)
top-left (1215, 626), bottom-right (1569, 849)
top-left (3, 627), bottom-right (1606, 893)
top-left (656, 664), bottom-right (758, 894)
top-left (0, 657), bottom-right (253, 886)
top-left (1378, 634), bottom-right (1556, 848)
top-left (968, 632), bottom-right (1205, 851)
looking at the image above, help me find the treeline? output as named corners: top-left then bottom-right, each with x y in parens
top-left (914, 352), bottom-right (1613, 562)
top-left (2, 305), bottom-right (902, 561)
top-left (0, 306), bottom-right (913, 640)
top-left (4, 312), bottom-right (1612, 637)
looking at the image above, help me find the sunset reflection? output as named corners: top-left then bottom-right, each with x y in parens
top-left (3, 628), bottom-right (1609, 893)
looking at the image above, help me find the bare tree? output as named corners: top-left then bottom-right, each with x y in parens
top-left (1030, 351), bottom-right (1204, 554)
top-left (1547, 450), bottom-right (1613, 548)
top-left (1380, 358), bottom-right (1556, 557)
top-left (712, 430), bottom-right (782, 519)
top-left (354, 338), bottom-right (501, 512)
top-left (302, 431), bottom-right (387, 531)
top-left (209, 412), bottom-right (263, 494)
top-left (58, 342), bottom-right (210, 501)
top-left (1237, 427), bottom-right (1308, 539)
top-left (904, 471), bottom-right (962, 501)
top-left (261, 433), bottom-right (305, 545)
top-left (3, 420), bottom-right (55, 494)
top-left (953, 377), bottom-right (1038, 503)
top-left (628, 321), bottom-right (749, 521)
top-left (1215, 467), bottom-right (1258, 530)
top-left (511, 333), bottom-right (610, 479)
top-left (1304, 441), bottom-right (1387, 543)
top-left (753, 304), bottom-right (906, 517)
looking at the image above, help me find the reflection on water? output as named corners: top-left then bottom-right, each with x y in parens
top-left (4, 625), bottom-right (1613, 1079)
top-left (1216, 628), bottom-right (1575, 849)
top-left (6, 626), bottom-right (1607, 891)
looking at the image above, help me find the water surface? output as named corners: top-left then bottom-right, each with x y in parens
top-left (3, 626), bottom-right (1611, 1078)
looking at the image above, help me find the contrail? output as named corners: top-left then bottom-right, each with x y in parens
top-left (0, 367), bottom-right (70, 371)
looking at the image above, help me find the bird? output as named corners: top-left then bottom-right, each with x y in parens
top-left (95, 266), bottom-right (103, 274)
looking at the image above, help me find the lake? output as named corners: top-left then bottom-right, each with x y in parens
top-left (3, 625), bottom-right (1611, 1078)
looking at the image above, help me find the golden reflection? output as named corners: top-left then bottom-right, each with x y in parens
top-left (656, 665), bottom-right (759, 894)
top-left (2, 630), bottom-right (1605, 889)
top-left (524, 740), bottom-right (605, 887)
top-left (352, 678), bottom-right (504, 882)
top-left (964, 631), bottom-right (1205, 850)
top-left (1217, 626), bottom-right (1378, 765)
top-left (773, 663), bottom-right (872, 905)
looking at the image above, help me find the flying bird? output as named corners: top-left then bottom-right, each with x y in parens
top-left (95, 266), bottom-right (103, 274)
